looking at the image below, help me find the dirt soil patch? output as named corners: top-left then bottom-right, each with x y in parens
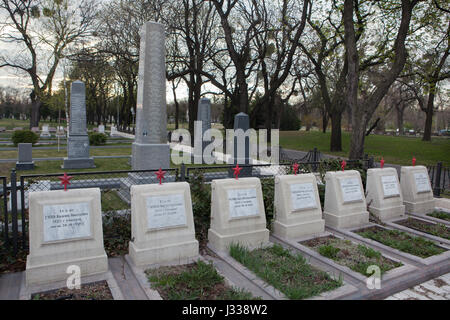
top-left (301, 235), bottom-right (402, 275)
top-left (395, 217), bottom-right (450, 240)
top-left (355, 226), bottom-right (446, 258)
top-left (31, 280), bottom-right (113, 300)
top-left (145, 260), bottom-right (257, 300)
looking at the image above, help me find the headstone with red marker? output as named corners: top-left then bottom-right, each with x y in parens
top-left (25, 187), bottom-right (107, 286)
top-left (400, 165), bottom-right (434, 214)
top-left (273, 173), bottom-right (325, 240)
top-left (323, 170), bottom-right (369, 229)
top-left (127, 171), bottom-right (198, 266)
top-left (366, 167), bottom-right (405, 221)
top-left (208, 175), bottom-right (269, 253)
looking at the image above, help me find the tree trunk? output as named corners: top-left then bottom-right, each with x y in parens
top-left (349, 117), bottom-right (367, 159)
top-left (396, 107), bottom-right (404, 135)
top-left (322, 111), bottom-right (328, 133)
top-left (29, 90), bottom-right (40, 128)
top-left (422, 91), bottom-right (435, 141)
top-left (330, 112), bottom-right (342, 152)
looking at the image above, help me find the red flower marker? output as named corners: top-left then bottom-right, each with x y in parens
top-left (59, 172), bottom-right (73, 191)
top-left (293, 163), bottom-right (299, 175)
top-left (233, 164), bottom-right (242, 180)
top-left (155, 167), bottom-right (166, 185)
top-left (380, 157), bottom-right (385, 169)
top-left (341, 160), bottom-right (346, 171)
top-left (412, 157), bottom-right (416, 166)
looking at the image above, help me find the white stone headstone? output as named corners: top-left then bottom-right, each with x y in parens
top-left (401, 166), bottom-right (434, 214)
top-left (26, 188), bottom-right (107, 286)
top-left (366, 168), bottom-right (405, 221)
top-left (273, 174), bottom-right (325, 240)
top-left (128, 182), bottom-right (198, 266)
top-left (40, 125), bottom-right (51, 138)
top-left (98, 125), bottom-right (105, 134)
top-left (323, 170), bottom-right (369, 229)
top-left (208, 177), bottom-right (269, 252)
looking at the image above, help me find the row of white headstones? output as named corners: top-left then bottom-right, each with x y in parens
top-left (39, 125), bottom-right (111, 136)
top-left (25, 165), bottom-right (434, 287)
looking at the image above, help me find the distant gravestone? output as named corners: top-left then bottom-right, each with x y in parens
top-left (323, 170), bottom-right (369, 229)
top-left (401, 166), bottom-right (434, 214)
top-left (194, 98), bottom-right (211, 163)
top-left (26, 188), bottom-right (108, 286)
top-left (31, 127), bottom-right (39, 134)
top-left (0, 127), bottom-right (6, 132)
top-left (62, 80), bottom-right (95, 169)
top-left (40, 125), bottom-right (51, 138)
top-left (110, 125), bottom-right (118, 137)
top-left (98, 124), bottom-right (105, 134)
top-left (56, 126), bottom-right (65, 138)
top-left (366, 168), bottom-right (405, 221)
top-left (128, 182), bottom-right (199, 266)
top-left (16, 143), bottom-right (34, 170)
top-left (273, 174), bottom-right (325, 239)
top-left (230, 112), bottom-right (251, 177)
top-left (48, 127), bottom-right (57, 133)
top-left (208, 177), bottom-right (269, 252)
top-left (13, 127), bottom-right (23, 131)
top-left (131, 21), bottom-right (170, 171)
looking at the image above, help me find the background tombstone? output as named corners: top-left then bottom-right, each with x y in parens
top-left (98, 124), bottom-right (105, 134)
top-left (208, 177), bottom-right (269, 252)
top-left (366, 167), bottom-right (405, 221)
top-left (229, 112), bottom-right (251, 177)
top-left (16, 143), bottom-right (34, 170)
top-left (401, 165), bottom-right (435, 214)
top-left (273, 173), bottom-right (325, 239)
top-left (194, 98), bottom-right (211, 163)
top-left (128, 182), bottom-right (198, 266)
top-left (40, 125), bottom-right (51, 138)
top-left (62, 80), bottom-right (95, 169)
top-left (110, 125), bottom-right (118, 137)
top-left (131, 21), bottom-right (170, 171)
top-left (26, 188), bottom-right (108, 286)
top-left (31, 127), bottom-right (40, 134)
top-left (323, 170), bottom-right (369, 229)
top-left (56, 126), bottom-right (65, 138)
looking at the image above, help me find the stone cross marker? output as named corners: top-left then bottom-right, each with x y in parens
top-left (131, 21), bottom-right (170, 171)
top-left (16, 143), bottom-right (34, 170)
top-left (63, 80), bottom-right (95, 169)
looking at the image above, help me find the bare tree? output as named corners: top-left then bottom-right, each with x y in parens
top-left (0, 0), bottom-right (97, 128)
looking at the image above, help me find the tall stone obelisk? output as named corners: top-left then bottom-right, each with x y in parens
top-left (63, 80), bottom-right (95, 169)
top-left (131, 21), bottom-right (170, 170)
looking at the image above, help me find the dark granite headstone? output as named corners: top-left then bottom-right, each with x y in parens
top-left (16, 143), bottom-right (34, 170)
top-left (62, 80), bottom-right (95, 169)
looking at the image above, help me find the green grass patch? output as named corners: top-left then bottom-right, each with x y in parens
top-left (355, 226), bottom-right (446, 258)
top-left (302, 236), bottom-right (401, 276)
top-left (146, 260), bottom-right (257, 300)
top-left (396, 218), bottom-right (450, 240)
top-left (427, 211), bottom-right (450, 222)
top-left (279, 131), bottom-right (450, 166)
top-left (229, 243), bottom-right (342, 299)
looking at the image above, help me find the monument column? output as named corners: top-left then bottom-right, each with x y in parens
top-left (62, 80), bottom-right (95, 169)
top-left (132, 21), bottom-right (170, 170)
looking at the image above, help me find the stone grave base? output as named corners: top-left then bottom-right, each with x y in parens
top-left (323, 211), bottom-right (369, 229)
top-left (272, 218), bottom-right (325, 240)
top-left (368, 204), bottom-right (406, 221)
top-left (131, 143), bottom-right (170, 170)
top-left (128, 240), bottom-right (199, 267)
top-left (26, 252), bottom-right (108, 287)
top-left (208, 228), bottom-right (270, 253)
top-left (16, 161), bottom-right (34, 170)
top-left (404, 199), bottom-right (435, 215)
top-left (62, 157), bottom-right (95, 169)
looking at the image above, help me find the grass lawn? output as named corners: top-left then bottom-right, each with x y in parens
top-left (355, 226), bottom-right (446, 258)
top-left (146, 260), bottom-right (257, 300)
top-left (301, 236), bottom-right (402, 276)
top-left (279, 131), bottom-right (450, 166)
top-left (229, 243), bottom-right (342, 299)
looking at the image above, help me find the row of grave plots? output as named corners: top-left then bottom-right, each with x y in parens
top-left (0, 161), bottom-right (449, 300)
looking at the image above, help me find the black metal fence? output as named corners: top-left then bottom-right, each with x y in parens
top-left (1, 151), bottom-right (446, 257)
